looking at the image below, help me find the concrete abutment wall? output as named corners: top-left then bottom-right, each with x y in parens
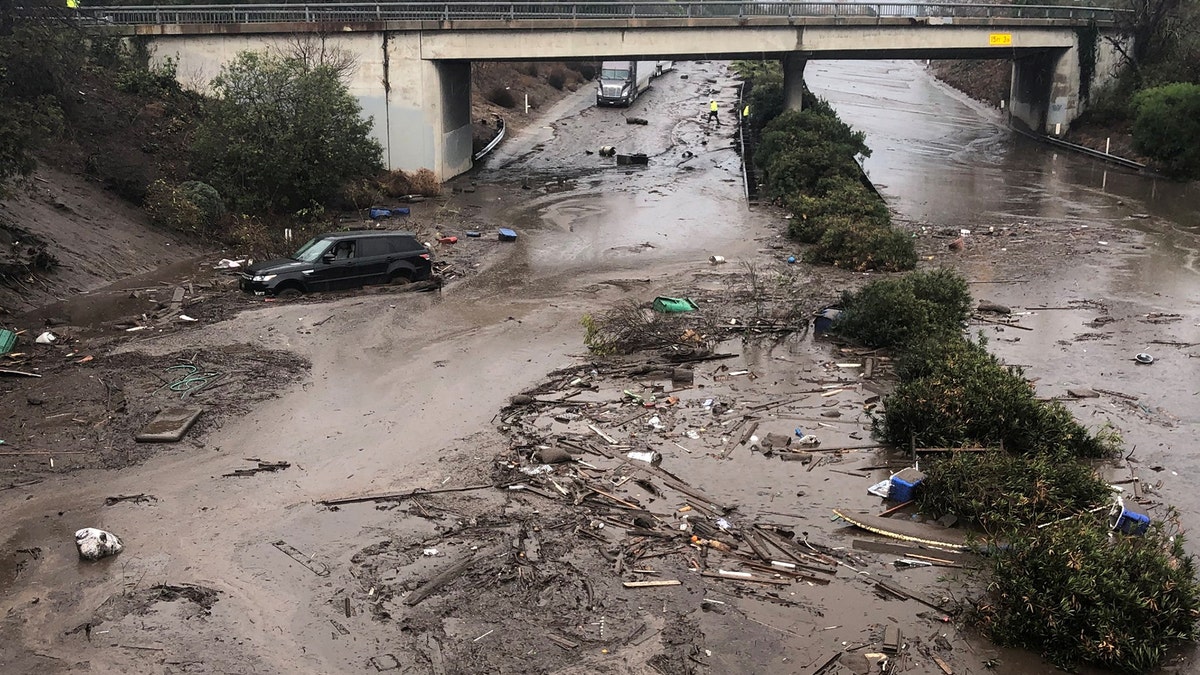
top-left (1008, 32), bottom-right (1128, 135)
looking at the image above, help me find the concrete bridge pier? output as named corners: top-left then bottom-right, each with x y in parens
top-left (782, 53), bottom-right (807, 111)
top-left (384, 35), bottom-right (473, 178)
top-left (1009, 47), bottom-right (1078, 136)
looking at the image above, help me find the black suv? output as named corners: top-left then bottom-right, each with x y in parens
top-left (240, 231), bottom-right (432, 298)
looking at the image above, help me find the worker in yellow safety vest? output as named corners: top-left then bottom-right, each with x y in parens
top-left (741, 104), bottom-right (750, 124)
top-left (707, 99), bottom-right (721, 127)
top-left (67, 0), bottom-right (79, 8)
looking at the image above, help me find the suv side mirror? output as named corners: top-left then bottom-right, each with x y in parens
top-left (321, 252), bottom-right (335, 264)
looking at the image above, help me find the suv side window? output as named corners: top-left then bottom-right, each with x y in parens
top-left (330, 239), bottom-right (356, 260)
top-left (358, 237), bottom-right (391, 258)
top-left (388, 236), bottom-right (422, 254)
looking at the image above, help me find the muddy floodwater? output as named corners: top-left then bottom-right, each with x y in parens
top-left (1, 59), bottom-right (1198, 675)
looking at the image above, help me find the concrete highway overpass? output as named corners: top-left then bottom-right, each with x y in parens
top-left (89, 2), bottom-right (1131, 180)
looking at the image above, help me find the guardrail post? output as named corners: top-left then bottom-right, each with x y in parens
top-left (376, 4), bottom-right (381, 20)
top-left (443, 4), bottom-right (449, 21)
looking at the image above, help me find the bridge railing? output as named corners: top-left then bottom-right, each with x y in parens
top-left (81, 2), bottom-right (1126, 25)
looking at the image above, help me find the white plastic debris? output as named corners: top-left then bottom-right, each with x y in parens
top-left (178, 315), bottom-right (198, 322)
top-left (75, 528), bottom-right (124, 561)
top-left (519, 465), bottom-right (554, 476)
top-left (627, 450), bottom-right (662, 465)
top-left (796, 434), bottom-right (821, 447)
top-left (214, 258), bottom-right (246, 269)
top-left (422, 548), bottom-right (439, 557)
top-left (35, 331), bottom-right (57, 344)
top-left (867, 479), bottom-right (891, 499)
top-left (646, 415), bottom-right (663, 430)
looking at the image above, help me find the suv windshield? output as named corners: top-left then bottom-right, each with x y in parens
top-left (292, 237), bottom-right (333, 263)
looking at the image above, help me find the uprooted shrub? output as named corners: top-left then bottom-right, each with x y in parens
top-left (834, 268), bottom-right (971, 349)
top-left (876, 336), bottom-right (1119, 458)
top-left (975, 514), bottom-right (1200, 674)
top-left (582, 301), bottom-right (719, 357)
top-left (379, 168), bottom-right (442, 197)
top-left (918, 451), bottom-right (1113, 533)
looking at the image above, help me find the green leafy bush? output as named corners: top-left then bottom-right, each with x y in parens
top-left (115, 57), bottom-right (181, 98)
top-left (755, 108), bottom-right (870, 199)
top-left (918, 451), bottom-right (1112, 532)
top-left (806, 219), bottom-right (916, 272)
top-left (835, 268), bottom-right (971, 349)
top-left (787, 176), bottom-right (892, 243)
top-left (144, 180), bottom-right (206, 232)
top-left (876, 337), bottom-right (1117, 458)
top-left (179, 181), bottom-right (223, 226)
top-left (977, 515), bottom-right (1200, 673)
top-left (192, 51), bottom-right (383, 214)
top-left (1131, 82), bottom-right (1200, 179)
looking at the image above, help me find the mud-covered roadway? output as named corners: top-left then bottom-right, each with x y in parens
top-left (2, 60), bottom-right (1199, 675)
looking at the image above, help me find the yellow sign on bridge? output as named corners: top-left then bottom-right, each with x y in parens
top-left (989, 33), bottom-right (1014, 46)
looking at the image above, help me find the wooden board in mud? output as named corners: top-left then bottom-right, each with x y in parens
top-left (833, 509), bottom-right (968, 551)
top-left (135, 406), bottom-right (203, 443)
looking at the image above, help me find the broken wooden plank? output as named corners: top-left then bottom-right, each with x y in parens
top-left (701, 570), bottom-right (791, 586)
top-left (404, 553), bottom-right (480, 607)
top-left (932, 654), bottom-right (954, 674)
top-left (833, 509), bottom-right (968, 550)
top-left (588, 423), bottom-right (619, 445)
top-left (622, 580), bottom-right (681, 588)
top-left (852, 539), bottom-right (962, 563)
top-left (883, 625), bottom-right (901, 654)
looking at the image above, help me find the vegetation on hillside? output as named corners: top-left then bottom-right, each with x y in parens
top-left (1082, 0), bottom-right (1200, 177)
top-left (733, 61), bottom-right (916, 271)
top-left (833, 268), bottom-right (1199, 673)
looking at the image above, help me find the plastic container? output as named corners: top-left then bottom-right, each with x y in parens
top-left (814, 308), bottom-right (842, 334)
top-left (498, 228), bottom-right (518, 242)
top-left (1111, 505), bottom-right (1151, 535)
top-left (889, 468), bottom-right (926, 503)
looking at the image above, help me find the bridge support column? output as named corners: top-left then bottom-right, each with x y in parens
top-left (1009, 47), bottom-right (1079, 136)
top-left (782, 53), bottom-right (807, 111)
top-left (384, 35), bottom-right (473, 179)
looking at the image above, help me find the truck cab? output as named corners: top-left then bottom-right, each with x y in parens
top-left (596, 60), bottom-right (657, 107)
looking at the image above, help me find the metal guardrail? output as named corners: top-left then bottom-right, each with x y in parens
top-left (473, 117), bottom-right (506, 161)
top-left (79, 2), bottom-right (1126, 26)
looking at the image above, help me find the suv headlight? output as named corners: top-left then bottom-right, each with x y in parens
top-left (252, 274), bottom-right (276, 282)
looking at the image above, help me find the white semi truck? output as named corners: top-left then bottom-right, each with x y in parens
top-left (596, 60), bottom-right (658, 107)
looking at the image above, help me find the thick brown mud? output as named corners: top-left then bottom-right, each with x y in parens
top-left (0, 59), bottom-right (1197, 675)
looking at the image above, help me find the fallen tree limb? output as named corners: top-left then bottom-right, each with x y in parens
top-left (321, 483), bottom-right (494, 506)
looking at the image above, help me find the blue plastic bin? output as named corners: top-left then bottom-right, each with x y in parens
top-left (1112, 506), bottom-right (1150, 535)
top-left (889, 468), bottom-right (926, 503)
